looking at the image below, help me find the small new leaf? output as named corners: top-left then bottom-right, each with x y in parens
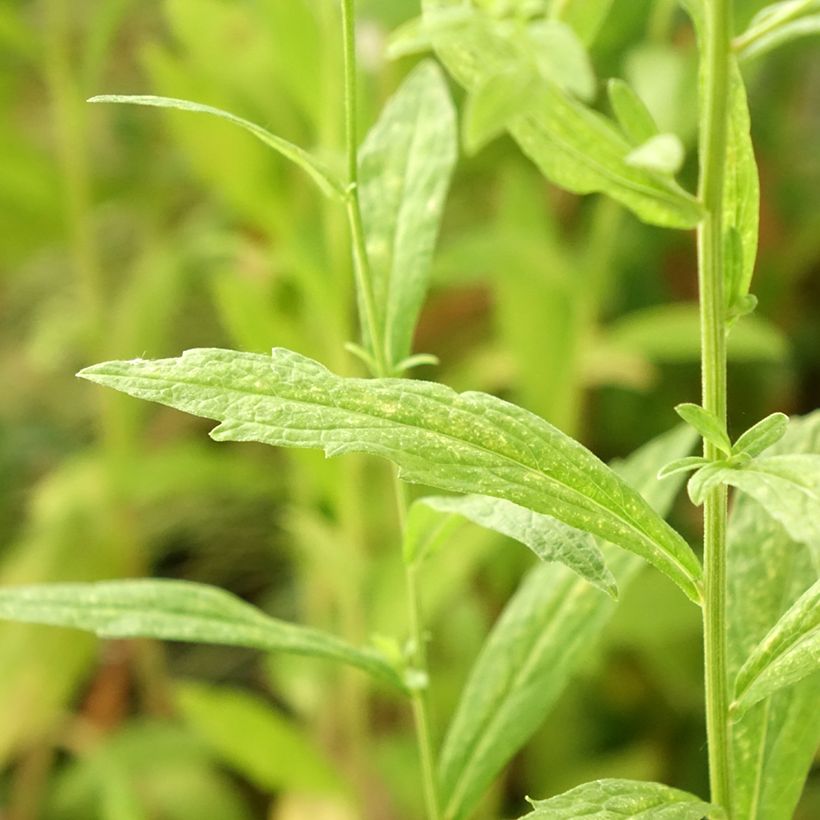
top-left (658, 456), bottom-right (709, 480)
top-left (88, 95), bottom-right (345, 199)
top-left (732, 578), bottom-right (820, 716)
top-left (527, 20), bottom-right (596, 102)
top-left (78, 348), bottom-right (703, 602)
top-left (519, 779), bottom-right (724, 819)
top-left (675, 403), bottom-right (732, 455)
top-left (0, 580), bottom-right (404, 690)
top-left (733, 412), bottom-right (790, 457)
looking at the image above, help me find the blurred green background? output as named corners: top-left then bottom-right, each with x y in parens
top-left (1, 0), bottom-right (817, 817)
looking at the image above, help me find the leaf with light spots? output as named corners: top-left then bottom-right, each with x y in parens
top-left (78, 348), bottom-right (702, 602)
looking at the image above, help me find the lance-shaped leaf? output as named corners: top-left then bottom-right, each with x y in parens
top-left (419, 494), bottom-right (617, 597)
top-left (0, 580), bottom-right (403, 690)
top-left (358, 60), bottom-right (457, 368)
top-left (437, 426), bottom-right (697, 820)
top-left (733, 412), bottom-right (790, 457)
top-left (78, 348), bottom-right (703, 602)
top-left (675, 402), bottom-right (732, 455)
top-left (728, 411), bottom-right (820, 819)
top-left (553, 0), bottom-right (615, 45)
top-left (518, 779), bottom-right (723, 819)
top-left (732, 578), bottom-right (820, 715)
top-left (422, 0), bottom-right (702, 229)
top-left (607, 78), bottom-right (659, 146)
top-left (88, 95), bottom-right (345, 199)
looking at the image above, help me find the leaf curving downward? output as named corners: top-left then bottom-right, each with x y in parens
top-left (518, 779), bottom-right (723, 819)
top-left (78, 348), bottom-right (702, 602)
top-left (88, 95), bottom-right (345, 199)
top-left (732, 578), bottom-right (820, 716)
top-left (419, 494), bottom-right (617, 597)
top-left (0, 580), bottom-right (403, 689)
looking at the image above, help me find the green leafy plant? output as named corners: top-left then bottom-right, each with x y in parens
top-left (1, 1), bottom-right (818, 818)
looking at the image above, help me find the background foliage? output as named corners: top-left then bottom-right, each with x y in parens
top-left (1, 0), bottom-right (817, 817)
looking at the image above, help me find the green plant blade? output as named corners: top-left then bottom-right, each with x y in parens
top-left (419, 494), bottom-right (617, 597)
top-left (88, 94), bottom-right (345, 199)
top-left (175, 680), bottom-right (344, 794)
top-left (518, 779), bottom-right (723, 819)
top-left (733, 412), bottom-right (790, 457)
top-left (0, 580), bottom-right (403, 690)
top-left (658, 456), bottom-right (709, 479)
top-left (528, 20), bottom-right (596, 101)
top-left (358, 60), bottom-right (457, 368)
top-left (728, 411), bottom-right (820, 819)
top-left (78, 348), bottom-right (703, 602)
top-left (674, 402), bottom-right (732, 455)
top-left (732, 578), bottom-right (820, 716)
top-left (437, 427), bottom-right (697, 820)
top-left (402, 501), bottom-right (464, 567)
top-left (422, 0), bottom-right (703, 229)
top-left (607, 78), bottom-right (659, 145)
top-left (732, 413), bottom-right (789, 458)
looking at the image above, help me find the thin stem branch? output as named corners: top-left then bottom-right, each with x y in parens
top-left (394, 475), bottom-right (442, 820)
top-left (698, 0), bottom-right (733, 813)
top-left (340, 0), bottom-right (388, 377)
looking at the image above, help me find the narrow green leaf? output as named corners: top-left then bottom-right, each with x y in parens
top-left (176, 681), bottom-right (344, 793)
top-left (732, 579), bottom-right (820, 716)
top-left (88, 95), bottom-right (345, 198)
top-left (463, 67), bottom-right (535, 154)
top-left (675, 403), bottom-right (732, 455)
top-left (358, 61), bottom-right (457, 368)
top-left (607, 78), bottom-right (659, 145)
top-left (0, 580), bottom-right (403, 690)
top-left (419, 494), bottom-right (618, 597)
top-left (733, 412), bottom-right (790, 457)
top-left (78, 348), bottom-right (703, 602)
top-left (438, 427), bottom-right (698, 820)
top-left (519, 779), bottom-right (723, 819)
top-left (423, 0), bottom-right (703, 229)
top-left (386, 8), bottom-right (474, 60)
top-left (728, 411), bottom-right (820, 819)
top-left (723, 63), bottom-right (760, 309)
top-left (528, 20), bottom-right (596, 102)
top-left (658, 456), bottom-right (709, 479)
top-left (626, 133), bottom-right (685, 175)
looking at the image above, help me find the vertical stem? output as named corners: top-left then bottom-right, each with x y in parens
top-left (698, 0), bottom-right (733, 813)
top-left (339, 4), bottom-right (441, 817)
top-left (340, 0), bottom-right (389, 377)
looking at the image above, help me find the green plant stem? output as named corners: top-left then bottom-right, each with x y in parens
top-left (340, 0), bottom-right (388, 377)
top-left (698, 0), bottom-right (733, 813)
top-left (338, 3), bottom-right (441, 815)
top-left (393, 476), bottom-right (442, 820)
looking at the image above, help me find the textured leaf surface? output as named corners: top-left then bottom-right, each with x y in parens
top-left (79, 348), bottom-right (703, 601)
top-left (422, 0), bottom-right (702, 228)
top-left (728, 412), bottom-right (820, 819)
top-left (0, 580), bottom-right (402, 689)
top-left (732, 578), bottom-right (820, 714)
top-left (88, 95), bottom-right (345, 198)
top-left (733, 412), bottom-right (789, 457)
top-left (519, 779), bottom-right (722, 819)
top-left (437, 427), bottom-right (697, 820)
top-left (358, 60), bottom-right (457, 367)
top-left (420, 494), bottom-right (617, 597)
